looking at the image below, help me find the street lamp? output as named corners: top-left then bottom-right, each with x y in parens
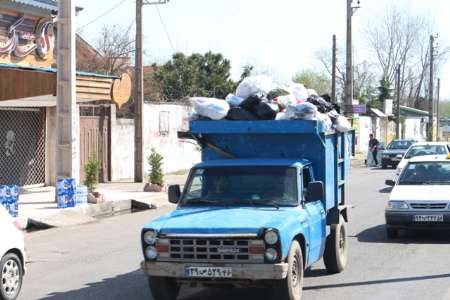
top-left (344, 0), bottom-right (361, 117)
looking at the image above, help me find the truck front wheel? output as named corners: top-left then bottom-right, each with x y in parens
top-left (323, 215), bottom-right (348, 274)
top-left (148, 277), bottom-right (179, 300)
top-left (271, 240), bottom-right (303, 300)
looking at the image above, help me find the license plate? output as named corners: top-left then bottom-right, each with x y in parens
top-left (413, 215), bottom-right (444, 222)
top-left (185, 266), bottom-right (232, 278)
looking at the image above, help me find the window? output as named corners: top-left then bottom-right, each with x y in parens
top-left (303, 167), bottom-right (312, 198)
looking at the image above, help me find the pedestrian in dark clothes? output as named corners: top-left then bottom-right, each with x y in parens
top-left (369, 134), bottom-right (380, 166)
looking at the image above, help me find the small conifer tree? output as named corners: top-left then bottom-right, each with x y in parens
top-left (148, 148), bottom-right (164, 186)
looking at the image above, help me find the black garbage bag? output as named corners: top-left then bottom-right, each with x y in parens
top-left (320, 94), bottom-right (341, 114)
top-left (239, 95), bottom-right (262, 113)
top-left (254, 102), bottom-right (279, 120)
top-left (226, 107), bottom-right (259, 120)
top-left (307, 95), bottom-right (334, 113)
top-left (267, 88), bottom-right (290, 101)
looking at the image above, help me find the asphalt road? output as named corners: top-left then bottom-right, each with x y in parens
top-left (18, 167), bottom-right (450, 300)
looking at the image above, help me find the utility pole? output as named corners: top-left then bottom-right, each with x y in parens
top-left (428, 35), bottom-right (435, 141)
top-left (437, 78), bottom-right (441, 141)
top-left (332, 34), bottom-right (337, 103)
top-left (134, 0), bottom-right (169, 182)
top-left (395, 64), bottom-right (401, 139)
top-left (345, 0), bottom-right (360, 117)
top-left (56, 0), bottom-right (78, 182)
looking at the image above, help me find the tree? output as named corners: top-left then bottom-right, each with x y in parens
top-left (148, 148), bottom-right (164, 186)
top-left (292, 69), bottom-right (331, 95)
top-left (77, 25), bottom-right (134, 75)
top-left (153, 52), bottom-right (235, 101)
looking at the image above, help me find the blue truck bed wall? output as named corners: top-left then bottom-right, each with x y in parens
top-left (188, 120), bottom-right (355, 211)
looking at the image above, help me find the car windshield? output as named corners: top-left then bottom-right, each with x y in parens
top-left (181, 166), bottom-right (298, 206)
top-left (398, 161), bottom-right (450, 185)
top-left (387, 140), bottom-right (414, 150)
top-left (404, 145), bottom-right (448, 159)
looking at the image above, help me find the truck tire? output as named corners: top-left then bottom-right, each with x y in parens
top-left (386, 227), bottom-right (398, 239)
top-left (323, 215), bottom-right (348, 274)
top-left (0, 253), bottom-right (23, 300)
top-left (271, 240), bottom-right (303, 300)
top-left (148, 277), bottom-right (179, 300)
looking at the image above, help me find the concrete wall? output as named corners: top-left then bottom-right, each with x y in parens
top-left (110, 103), bottom-right (200, 181)
top-left (45, 107), bottom-right (57, 185)
top-left (403, 118), bottom-right (426, 141)
top-left (143, 103), bottom-right (200, 176)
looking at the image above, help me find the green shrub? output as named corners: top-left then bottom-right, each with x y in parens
top-left (84, 153), bottom-right (100, 192)
top-left (148, 148), bottom-right (164, 186)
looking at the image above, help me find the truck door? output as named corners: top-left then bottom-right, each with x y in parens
top-left (302, 166), bottom-right (326, 264)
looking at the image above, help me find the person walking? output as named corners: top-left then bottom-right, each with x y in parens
top-left (369, 134), bottom-right (380, 166)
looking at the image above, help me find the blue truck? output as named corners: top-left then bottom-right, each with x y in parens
top-left (141, 120), bottom-right (355, 300)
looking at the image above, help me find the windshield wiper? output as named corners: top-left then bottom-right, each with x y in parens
top-left (260, 200), bottom-right (280, 209)
top-left (184, 198), bottom-right (219, 205)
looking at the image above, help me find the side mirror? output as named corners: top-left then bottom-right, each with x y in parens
top-left (305, 181), bottom-right (325, 202)
top-left (385, 180), bottom-right (395, 187)
top-left (168, 185), bottom-right (181, 204)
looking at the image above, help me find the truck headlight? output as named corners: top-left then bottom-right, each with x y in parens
top-left (264, 230), bottom-right (279, 245)
top-left (145, 246), bottom-right (158, 260)
top-left (265, 248), bottom-right (278, 262)
top-left (386, 201), bottom-right (409, 210)
top-left (144, 230), bottom-right (157, 245)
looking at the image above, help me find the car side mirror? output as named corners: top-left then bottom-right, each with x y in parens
top-left (385, 180), bottom-right (395, 187)
top-left (305, 181), bottom-right (325, 202)
top-left (168, 185), bottom-right (181, 204)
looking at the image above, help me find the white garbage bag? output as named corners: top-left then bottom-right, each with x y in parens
top-left (307, 89), bottom-right (319, 97)
top-left (316, 112), bottom-right (332, 131)
top-left (236, 75), bottom-right (273, 99)
top-left (274, 94), bottom-right (297, 109)
top-left (189, 97), bottom-right (230, 120)
top-left (285, 102), bottom-right (318, 120)
top-left (275, 111), bottom-right (288, 120)
top-left (225, 93), bottom-right (244, 107)
top-left (336, 115), bottom-right (351, 132)
top-left (288, 83), bottom-right (308, 103)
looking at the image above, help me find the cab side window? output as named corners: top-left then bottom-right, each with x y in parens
top-left (303, 167), bottom-right (312, 199)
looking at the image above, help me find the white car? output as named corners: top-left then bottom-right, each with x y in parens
top-left (394, 142), bottom-right (450, 180)
top-left (385, 155), bottom-right (450, 238)
top-left (0, 206), bottom-right (25, 300)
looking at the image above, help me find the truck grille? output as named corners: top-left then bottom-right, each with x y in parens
top-left (410, 203), bottom-right (448, 210)
top-left (159, 238), bottom-right (264, 263)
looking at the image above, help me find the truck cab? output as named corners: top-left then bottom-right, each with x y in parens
top-left (141, 120), bottom-right (354, 300)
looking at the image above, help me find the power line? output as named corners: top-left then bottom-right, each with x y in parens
top-left (78, 0), bottom-right (128, 32)
top-left (155, 6), bottom-right (175, 52)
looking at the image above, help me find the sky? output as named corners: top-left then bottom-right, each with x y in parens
top-left (74, 0), bottom-right (450, 100)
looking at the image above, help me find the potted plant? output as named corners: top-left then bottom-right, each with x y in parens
top-left (84, 153), bottom-right (103, 203)
top-left (144, 148), bottom-right (165, 192)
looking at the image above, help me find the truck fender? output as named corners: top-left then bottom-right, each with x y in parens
top-left (326, 205), bottom-right (350, 225)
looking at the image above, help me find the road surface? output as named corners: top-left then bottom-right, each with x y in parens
top-left (18, 167), bottom-right (450, 300)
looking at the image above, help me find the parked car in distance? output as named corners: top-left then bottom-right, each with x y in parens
top-left (0, 205), bottom-right (25, 300)
top-left (394, 142), bottom-right (450, 180)
top-left (385, 155), bottom-right (450, 238)
top-left (381, 139), bottom-right (417, 169)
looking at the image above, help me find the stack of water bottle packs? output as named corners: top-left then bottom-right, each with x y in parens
top-left (56, 178), bottom-right (88, 209)
top-left (189, 75), bottom-right (351, 132)
top-left (0, 185), bottom-right (19, 218)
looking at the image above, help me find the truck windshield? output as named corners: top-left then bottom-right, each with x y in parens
top-left (181, 166), bottom-right (298, 206)
top-left (398, 161), bottom-right (450, 185)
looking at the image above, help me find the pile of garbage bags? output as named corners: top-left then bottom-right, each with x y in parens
top-left (189, 75), bottom-right (351, 132)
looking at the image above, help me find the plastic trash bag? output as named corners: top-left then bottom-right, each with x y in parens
top-left (336, 115), bottom-right (351, 132)
top-left (267, 88), bottom-right (290, 100)
top-left (307, 89), bottom-right (319, 97)
top-left (225, 94), bottom-right (244, 107)
top-left (236, 75), bottom-right (273, 99)
top-left (307, 95), bottom-right (334, 113)
top-left (254, 102), bottom-right (279, 120)
top-left (275, 111), bottom-right (288, 120)
top-left (226, 107), bottom-right (259, 120)
top-left (239, 95), bottom-right (262, 112)
top-left (316, 112), bottom-right (332, 131)
top-left (274, 95), bottom-right (297, 109)
top-left (190, 97), bottom-right (230, 120)
top-left (285, 102), bottom-right (318, 120)
top-left (288, 83), bottom-right (308, 103)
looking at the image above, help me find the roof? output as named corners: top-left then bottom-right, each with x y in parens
top-left (370, 108), bottom-right (387, 118)
top-left (0, 63), bottom-right (120, 79)
top-left (194, 159), bottom-right (311, 168)
top-left (10, 0), bottom-right (57, 11)
top-left (0, 95), bottom-right (99, 107)
top-left (409, 155), bottom-right (450, 163)
top-left (400, 105), bottom-right (429, 117)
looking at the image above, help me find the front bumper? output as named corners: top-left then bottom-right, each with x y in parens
top-left (141, 261), bottom-right (289, 280)
top-left (382, 157), bottom-right (401, 165)
top-left (385, 211), bottom-right (450, 229)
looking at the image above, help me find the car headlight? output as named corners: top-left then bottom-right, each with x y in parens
top-left (264, 230), bottom-right (279, 245)
top-left (396, 154), bottom-right (403, 158)
top-left (144, 230), bottom-right (157, 245)
top-left (145, 246), bottom-right (158, 260)
top-left (386, 201), bottom-right (409, 210)
top-left (265, 248), bottom-right (278, 262)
